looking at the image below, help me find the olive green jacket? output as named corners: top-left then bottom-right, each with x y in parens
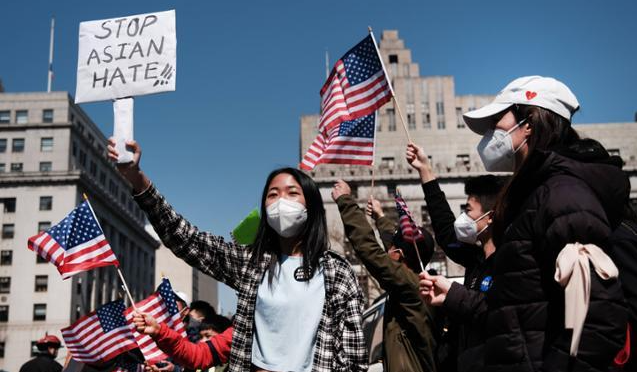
top-left (336, 195), bottom-right (437, 372)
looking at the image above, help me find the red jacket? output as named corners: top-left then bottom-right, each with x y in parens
top-left (154, 323), bottom-right (233, 369)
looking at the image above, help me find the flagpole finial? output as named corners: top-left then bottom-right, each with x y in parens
top-left (82, 193), bottom-right (88, 201)
top-left (368, 26), bottom-right (373, 34)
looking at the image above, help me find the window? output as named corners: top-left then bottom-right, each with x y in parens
top-left (0, 251), bottom-right (12, 265)
top-left (0, 341), bottom-right (4, 358)
top-left (38, 222), bottom-right (51, 232)
top-left (407, 103), bottom-right (416, 130)
top-left (36, 255), bottom-right (48, 264)
top-left (30, 341), bottom-right (38, 357)
top-left (35, 275), bottom-right (48, 292)
top-left (39, 162), bottom-right (52, 172)
top-left (10, 163), bottom-right (23, 172)
top-left (387, 108), bottom-right (396, 131)
top-left (39, 196), bottom-right (53, 211)
top-left (1, 198), bottom-right (16, 213)
top-left (99, 171), bottom-right (106, 184)
top-left (72, 141), bottom-right (77, 157)
top-left (120, 191), bottom-right (127, 204)
top-left (437, 117), bottom-right (446, 130)
top-left (0, 139), bottom-right (6, 152)
top-left (0, 111), bottom-right (9, 124)
top-left (88, 134), bottom-right (94, 146)
top-left (457, 154), bottom-right (470, 166)
top-left (42, 109), bottom-right (54, 123)
top-left (381, 157), bottom-right (395, 168)
top-left (90, 161), bottom-right (97, 176)
top-left (0, 277), bottom-right (10, 294)
top-left (0, 306), bottom-right (8, 322)
top-left (456, 107), bottom-right (465, 128)
top-left (0, 164), bottom-right (4, 173)
top-left (16, 110), bottom-right (28, 124)
top-left (79, 150), bottom-right (87, 167)
top-left (33, 304), bottom-right (46, 321)
top-left (389, 54), bottom-right (399, 64)
top-left (436, 101), bottom-right (444, 115)
top-left (12, 138), bottom-right (24, 152)
top-left (387, 183), bottom-right (397, 197)
top-left (40, 137), bottom-right (53, 152)
top-left (109, 180), bottom-right (118, 195)
top-left (2, 224), bottom-right (14, 239)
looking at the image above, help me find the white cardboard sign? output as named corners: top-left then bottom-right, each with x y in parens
top-left (75, 10), bottom-right (176, 104)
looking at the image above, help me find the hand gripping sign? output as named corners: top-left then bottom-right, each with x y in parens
top-left (75, 10), bottom-right (176, 162)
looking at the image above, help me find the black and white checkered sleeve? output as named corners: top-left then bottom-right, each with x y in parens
top-left (134, 184), bottom-right (250, 290)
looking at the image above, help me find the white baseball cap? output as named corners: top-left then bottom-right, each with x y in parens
top-left (463, 76), bottom-right (580, 135)
top-left (175, 291), bottom-right (191, 305)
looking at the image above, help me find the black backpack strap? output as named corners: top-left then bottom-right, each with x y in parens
top-left (205, 340), bottom-right (220, 365)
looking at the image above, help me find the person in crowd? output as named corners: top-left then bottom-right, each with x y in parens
top-left (108, 140), bottom-right (367, 372)
top-left (331, 179), bottom-right (438, 372)
top-left (460, 75), bottom-right (628, 371)
top-left (19, 334), bottom-right (63, 372)
top-left (199, 315), bottom-right (233, 342)
top-left (408, 141), bottom-right (504, 372)
top-left (133, 312), bottom-right (233, 371)
top-left (184, 299), bottom-right (216, 343)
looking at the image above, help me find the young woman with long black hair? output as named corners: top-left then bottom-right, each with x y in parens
top-left (108, 140), bottom-right (367, 372)
top-left (462, 76), bottom-right (628, 372)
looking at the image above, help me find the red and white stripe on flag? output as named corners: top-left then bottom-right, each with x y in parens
top-left (27, 200), bottom-right (119, 279)
top-left (300, 117), bottom-right (375, 170)
top-left (61, 301), bottom-right (137, 363)
top-left (395, 195), bottom-right (426, 243)
top-left (124, 294), bottom-right (186, 363)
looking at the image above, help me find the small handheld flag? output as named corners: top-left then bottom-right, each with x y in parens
top-left (61, 300), bottom-right (137, 363)
top-left (124, 278), bottom-right (186, 362)
top-left (27, 200), bottom-right (118, 279)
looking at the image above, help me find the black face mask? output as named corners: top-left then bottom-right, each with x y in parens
top-left (187, 317), bottom-right (202, 331)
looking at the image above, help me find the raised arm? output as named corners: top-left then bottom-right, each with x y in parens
top-left (406, 143), bottom-right (480, 268)
top-left (331, 181), bottom-right (421, 295)
top-left (108, 139), bottom-right (250, 290)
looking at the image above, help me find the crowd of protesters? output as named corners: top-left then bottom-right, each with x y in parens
top-left (20, 75), bottom-right (633, 372)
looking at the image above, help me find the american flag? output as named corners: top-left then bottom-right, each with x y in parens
top-left (317, 34), bottom-right (391, 133)
top-left (61, 300), bottom-right (137, 363)
top-left (27, 200), bottom-right (118, 279)
top-left (300, 112), bottom-right (376, 170)
top-left (124, 278), bottom-right (186, 363)
top-left (395, 191), bottom-right (426, 243)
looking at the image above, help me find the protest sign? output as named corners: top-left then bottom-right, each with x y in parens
top-left (75, 10), bottom-right (176, 104)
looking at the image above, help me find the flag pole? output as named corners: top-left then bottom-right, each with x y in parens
top-left (412, 239), bottom-right (426, 273)
top-left (370, 110), bottom-right (378, 192)
top-left (368, 26), bottom-right (412, 143)
top-left (47, 17), bottom-right (55, 93)
top-left (396, 188), bottom-right (426, 272)
top-left (82, 193), bottom-right (137, 310)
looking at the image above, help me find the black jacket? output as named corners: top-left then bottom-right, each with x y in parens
top-left (19, 354), bottom-right (62, 372)
top-left (484, 148), bottom-right (629, 372)
top-left (423, 180), bottom-right (493, 372)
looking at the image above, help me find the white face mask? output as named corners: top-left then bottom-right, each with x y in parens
top-left (453, 211), bottom-right (491, 244)
top-left (266, 198), bottom-right (308, 238)
top-left (477, 118), bottom-right (528, 172)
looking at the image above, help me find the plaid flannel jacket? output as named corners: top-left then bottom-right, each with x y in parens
top-left (135, 185), bottom-right (368, 372)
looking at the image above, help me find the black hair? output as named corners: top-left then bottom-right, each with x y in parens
top-left (492, 104), bottom-right (582, 244)
top-left (189, 300), bottom-right (216, 318)
top-left (391, 229), bottom-right (435, 273)
top-left (250, 168), bottom-right (329, 282)
top-left (464, 175), bottom-right (506, 213)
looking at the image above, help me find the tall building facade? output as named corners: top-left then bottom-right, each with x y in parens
top-left (301, 30), bottom-right (637, 303)
top-left (0, 92), bottom-right (160, 371)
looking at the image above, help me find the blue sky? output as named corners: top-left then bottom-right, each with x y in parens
top-left (1, 0), bottom-right (636, 314)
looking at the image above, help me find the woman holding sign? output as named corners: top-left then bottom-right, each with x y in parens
top-left (108, 139), bottom-right (367, 372)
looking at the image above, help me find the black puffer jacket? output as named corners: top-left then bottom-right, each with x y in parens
top-left (484, 146), bottom-right (629, 372)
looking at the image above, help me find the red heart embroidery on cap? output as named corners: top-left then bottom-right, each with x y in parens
top-left (526, 91), bottom-right (537, 100)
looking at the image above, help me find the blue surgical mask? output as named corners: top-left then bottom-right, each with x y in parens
top-left (477, 118), bottom-right (528, 172)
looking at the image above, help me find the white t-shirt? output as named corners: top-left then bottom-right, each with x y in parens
top-left (251, 255), bottom-right (326, 372)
